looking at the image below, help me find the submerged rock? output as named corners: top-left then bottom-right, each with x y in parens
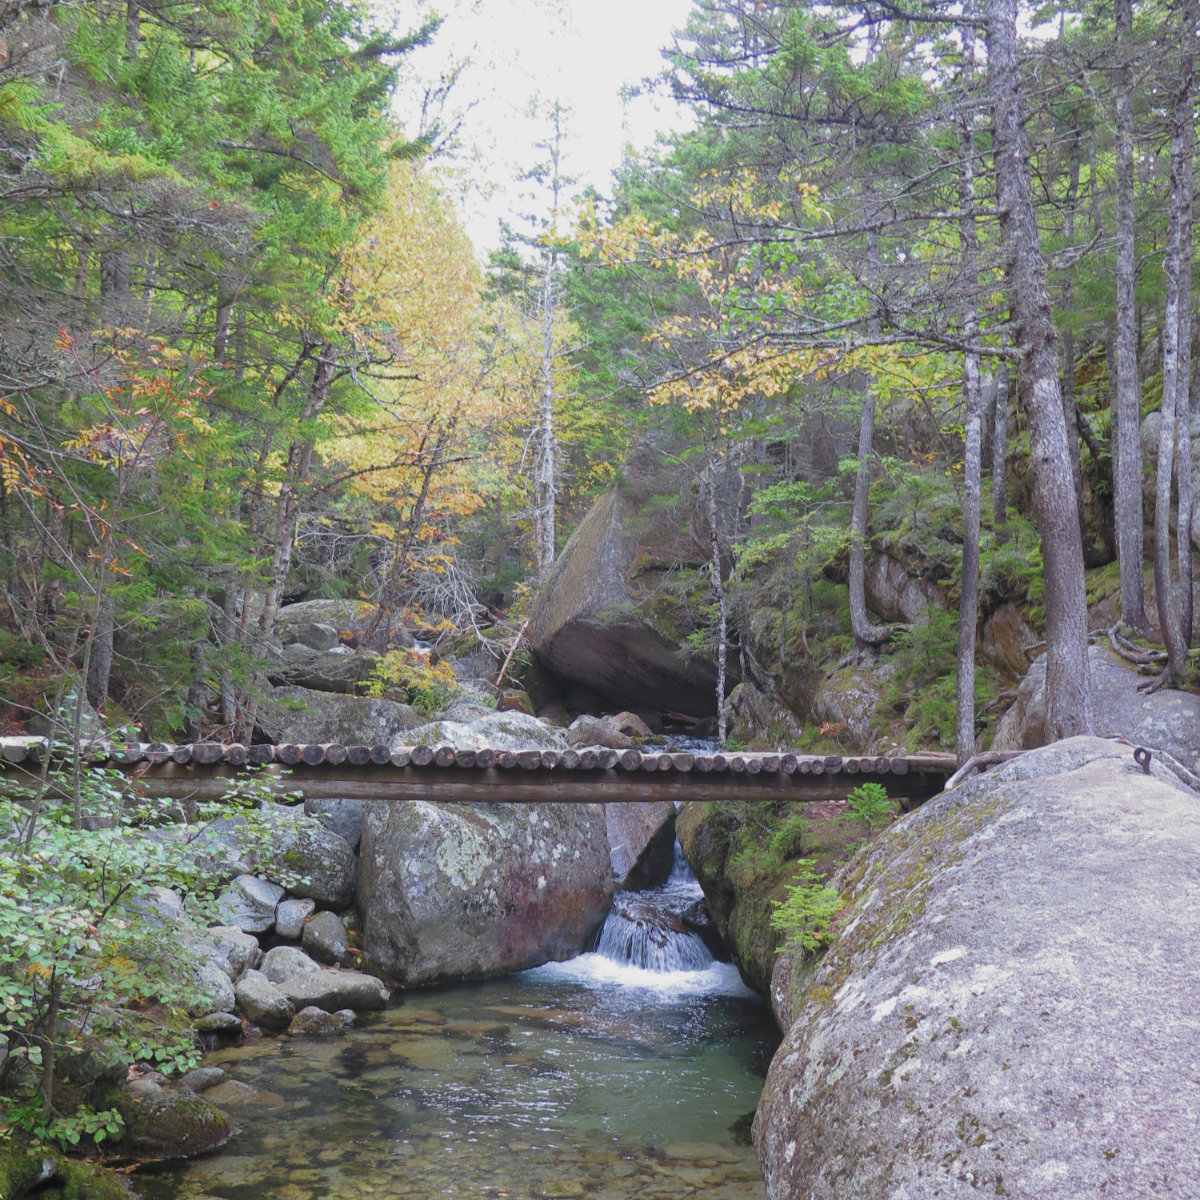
top-left (359, 801), bottom-right (613, 987)
top-left (113, 1078), bottom-right (233, 1161)
top-left (754, 737), bottom-right (1200, 1199)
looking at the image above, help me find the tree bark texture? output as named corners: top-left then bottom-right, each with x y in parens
top-left (534, 257), bottom-right (559, 581)
top-left (1113, 0), bottom-right (1148, 632)
top-left (986, 0), bottom-right (1092, 739)
top-left (956, 20), bottom-right (982, 766)
top-left (992, 343), bottom-right (1008, 534)
top-left (703, 458), bottom-right (729, 748)
top-left (848, 227), bottom-right (892, 649)
top-left (1152, 22), bottom-right (1193, 684)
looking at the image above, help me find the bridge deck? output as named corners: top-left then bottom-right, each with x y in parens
top-left (0, 739), bottom-right (957, 805)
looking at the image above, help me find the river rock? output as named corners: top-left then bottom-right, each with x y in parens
top-left (267, 642), bottom-right (381, 695)
top-left (190, 962), bottom-right (236, 1015)
top-left (566, 711), bottom-right (653, 749)
top-left (605, 802), bottom-right (676, 889)
top-left (234, 969), bottom-right (295, 1031)
top-left (260, 945), bottom-right (324, 984)
top-left (114, 1078), bottom-right (233, 1160)
top-left (249, 804), bottom-right (357, 910)
top-left (304, 796), bottom-right (364, 850)
top-left (277, 968), bottom-right (389, 1011)
top-left (274, 897), bottom-right (317, 939)
top-left (995, 643), bottom-right (1200, 769)
top-left (256, 684), bottom-right (420, 746)
top-left (194, 925), bottom-right (262, 979)
top-left (392, 709), bottom-right (570, 753)
top-left (302, 909), bottom-right (349, 964)
top-left (754, 736), bottom-right (1200, 1199)
top-left (360, 800), bottom-right (613, 986)
top-left (528, 486), bottom-right (724, 718)
top-left (290, 1006), bottom-right (343, 1035)
top-left (180, 1067), bottom-right (225, 1093)
top-left (216, 874), bottom-right (285, 934)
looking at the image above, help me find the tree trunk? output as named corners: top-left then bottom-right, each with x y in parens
top-left (992, 341), bottom-right (1009, 535)
top-left (956, 18), bottom-right (982, 766)
top-left (848, 227), bottom-right (892, 649)
top-left (703, 457), bottom-right (729, 748)
top-left (986, 0), bottom-right (1092, 739)
top-left (1113, 0), bottom-right (1149, 633)
top-left (1175, 6), bottom-right (1195, 644)
top-left (534, 257), bottom-right (559, 581)
top-left (1152, 21), bottom-right (1194, 685)
top-left (1059, 120), bottom-right (1087, 553)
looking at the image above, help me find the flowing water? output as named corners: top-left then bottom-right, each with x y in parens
top-left (137, 851), bottom-right (778, 1200)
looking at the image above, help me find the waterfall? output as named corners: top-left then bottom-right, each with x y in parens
top-left (592, 842), bottom-right (715, 973)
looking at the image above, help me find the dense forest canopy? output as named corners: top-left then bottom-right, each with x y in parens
top-left (1, 0), bottom-right (1197, 751)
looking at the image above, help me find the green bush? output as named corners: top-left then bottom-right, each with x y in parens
top-left (769, 859), bottom-right (843, 954)
top-left (846, 781), bottom-right (899, 828)
top-left (768, 812), bottom-right (812, 860)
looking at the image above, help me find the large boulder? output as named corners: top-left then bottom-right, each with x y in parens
top-left (994, 644), bottom-right (1200, 769)
top-left (359, 800), bottom-right (613, 987)
top-left (754, 737), bottom-right (1200, 1199)
top-left (248, 804), bottom-right (358, 911)
top-left (864, 554), bottom-right (947, 624)
top-left (267, 643), bottom-right (380, 695)
top-left (276, 599), bottom-right (413, 652)
top-left (256, 684), bottom-right (420, 746)
top-left (605, 802), bottom-right (676, 889)
top-left (391, 709), bottom-right (569, 753)
top-left (812, 660), bottom-right (894, 752)
top-left (276, 968), bottom-right (388, 1011)
top-left (528, 486), bottom-right (723, 718)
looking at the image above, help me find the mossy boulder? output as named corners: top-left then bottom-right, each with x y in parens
top-left (0, 1144), bottom-right (133, 1200)
top-left (754, 737), bottom-right (1200, 1199)
top-left (112, 1078), bottom-right (233, 1160)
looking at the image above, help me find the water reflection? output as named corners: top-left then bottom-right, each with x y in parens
top-left (137, 859), bottom-right (777, 1200)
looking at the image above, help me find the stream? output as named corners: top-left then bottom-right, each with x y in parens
top-left (136, 849), bottom-right (778, 1200)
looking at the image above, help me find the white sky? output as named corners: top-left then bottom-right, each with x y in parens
top-left (392, 0), bottom-right (696, 253)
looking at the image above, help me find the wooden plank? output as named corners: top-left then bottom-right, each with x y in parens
top-left (410, 745), bottom-right (435, 766)
top-left (171, 744), bottom-right (193, 765)
top-left (390, 748), bottom-right (412, 768)
top-left (476, 748), bottom-right (496, 769)
top-left (455, 749), bottom-right (477, 769)
top-left (225, 743), bottom-right (249, 766)
top-left (347, 745), bottom-right (372, 766)
top-left (434, 745), bottom-right (456, 767)
top-left (96, 761), bottom-right (946, 805)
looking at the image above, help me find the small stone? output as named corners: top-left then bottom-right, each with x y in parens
top-left (180, 1066), bottom-right (226, 1093)
top-left (302, 910), bottom-right (348, 964)
top-left (235, 969), bottom-right (294, 1031)
top-left (290, 1006), bottom-right (342, 1035)
top-left (260, 945), bottom-right (323, 985)
top-left (275, 897), bottom-right (317, 940)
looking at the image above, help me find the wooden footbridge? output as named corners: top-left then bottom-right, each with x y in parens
top-left (0, 738), bottom-right (958, 807)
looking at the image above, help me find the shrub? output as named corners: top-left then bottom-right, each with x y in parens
top-left (846, 781), bottom-right (899, 828)
top-left (364, 647), bottom-right (459, 714)
top-left (770, 859), bottom-right (843, 954)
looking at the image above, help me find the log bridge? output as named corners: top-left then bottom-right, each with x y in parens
top-left (0, 739), bottom-right (958, 807)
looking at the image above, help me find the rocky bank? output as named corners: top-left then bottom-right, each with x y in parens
top-left (753, 737), bottom-right (1200, 1199)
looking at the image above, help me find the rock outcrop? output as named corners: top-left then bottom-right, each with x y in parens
top-left (359, 800), bottom-right (613, 987)
top-left (528, 486), bottom-right (724, 718)
top-left (995, 644), bottom-right (1200, 769)
top-left (604, 801), bottom-right (676, 889)
top-left (754, 737), bottom-right (1200, 1199)
top-left (256, 685), bottom-right (420, 747)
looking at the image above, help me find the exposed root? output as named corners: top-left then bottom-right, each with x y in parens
top-left (944, 749), bottom-right (1029, 790)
